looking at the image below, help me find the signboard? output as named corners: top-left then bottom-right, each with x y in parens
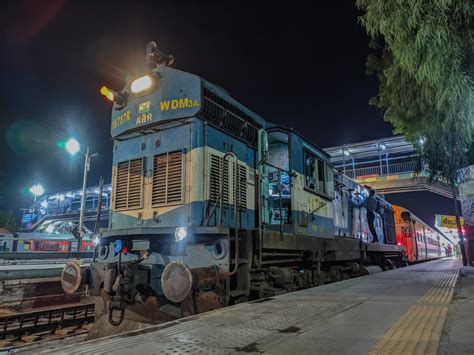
top-left (435, 214), bottom-right (464, 229)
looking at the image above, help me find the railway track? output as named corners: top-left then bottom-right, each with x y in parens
top-left (0, 303), bottom-right (94, 350)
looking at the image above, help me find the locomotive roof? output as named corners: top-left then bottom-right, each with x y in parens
top-left (266, 124), bottom-right (331, 159)
top-left (201, 79), bottom-right (267, 128)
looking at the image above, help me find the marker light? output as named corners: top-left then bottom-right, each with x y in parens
top-left (175, 227), bottom-right (188, 242)
top-left (131, 75), bottom-right (153, 94)
top-left (93, 236), bottom-right (100, 246)
top-left (100, 86), bottom-right (115, 102)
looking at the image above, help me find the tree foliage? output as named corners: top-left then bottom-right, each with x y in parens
top-left (356, 0), bottom-right (473, 184)
top-left (0, 211), bottom-right (17, 231)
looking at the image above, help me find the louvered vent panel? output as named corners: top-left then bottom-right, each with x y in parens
top-left (128, 159), bottom-right (143, 208)
top-left (209, 154), bottom-right (229, 204)
top-left (237, 164), bottom-right (247, 209)
top-left (209, 154), bottom-right (246, 209)
top-left (167, 151), bottom-right (183, 203)
top-left (114, 159), bottom-right (143, 209)
top-left (152, 151), bottom-right (183, 205)
top-left (152, 155), bottom-right (167, 205)
top-left (115, 162), bottom-right (129, 209)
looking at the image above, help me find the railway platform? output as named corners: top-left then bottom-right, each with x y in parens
top-left (16, 258), bottom-right (474, 354)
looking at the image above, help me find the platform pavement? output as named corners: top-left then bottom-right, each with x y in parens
top-left (439, 265), bottom-right (474, 354)
top-left (22, 258), bottom-right (473, 354)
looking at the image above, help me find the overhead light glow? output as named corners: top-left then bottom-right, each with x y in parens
top-left (131, 75), bottom-right (153, 94)
top-left (343, 150), bottom-right (350, 157)
top-left (380, 143), bottom-right (386, 150)
top-left (29, 184), bottom-right (45, 197)
top-left (93, 236), bottom-right (100, 245)
top-left (175, 227), bottom-right (188, 242)
top-left (40, 200), bottom-right (49, 209)
top-left (65, 138), bottom-right (80, 156)
top-left (100, 86), bottom-right (115, 102)
top-left (45, 225), bottom-right (54, 233)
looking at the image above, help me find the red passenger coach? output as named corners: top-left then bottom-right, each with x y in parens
top-left (393, 205), bottom-right (442, 263)
top-left (0, 232), bottom-right (95, 252)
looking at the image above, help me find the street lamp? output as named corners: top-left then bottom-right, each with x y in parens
top-left (29, 184), bottom-right (45, 202)
top-left (64, 138), bottom-right (98, 250)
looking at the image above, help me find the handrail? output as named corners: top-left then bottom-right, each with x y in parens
top-left (203, 152), bottom-right (240, 276)
top-left (344, 160), bottom-right (419, 178)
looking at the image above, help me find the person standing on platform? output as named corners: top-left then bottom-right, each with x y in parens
top-left (455, 242), bottom-right (461, 259)
top-left (447, 244), bottom-right (453, 257)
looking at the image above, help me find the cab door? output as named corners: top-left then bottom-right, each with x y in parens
top-left (265, 130), bottom-right (292, 231)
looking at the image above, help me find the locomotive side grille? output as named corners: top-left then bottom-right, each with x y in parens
top-left (152, 155), bottom-right (167, 205)
top-left (199, 88), bottom-right (261, 147)
top-left (128, 159), bottom-right (143, 208)
top-left (236, 164), bottom-right (247, 209)
top-left (209, 154), bottom-right (246, 210)
top-left (209, 154), bottom-right (229, 204)
top-left (152, 151), bottom-right (183, 205)
top-left (114, 158), bottom-right (143, 209)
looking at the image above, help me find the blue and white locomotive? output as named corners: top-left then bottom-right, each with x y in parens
top-left (76, 43), bottom-right (404, 334)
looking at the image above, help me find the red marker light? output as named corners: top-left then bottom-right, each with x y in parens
top-left (100, 86), bottom-right (115, 102)
top-left (397, 242), bottom-right (402, 246)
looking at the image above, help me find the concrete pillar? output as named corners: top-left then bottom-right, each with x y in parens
top-left (459, 165), bottom-right (474, 266)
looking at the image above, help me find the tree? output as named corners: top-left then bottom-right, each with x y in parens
top-left (0, 211), bottom-right (17, 231)
top-left (356, 0), bottom-right (473, 178)
top-left (356, 0), bottom-right (473, 259)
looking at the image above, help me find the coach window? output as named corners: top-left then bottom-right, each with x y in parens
top-left (304, 150), bottom-right (326, 194)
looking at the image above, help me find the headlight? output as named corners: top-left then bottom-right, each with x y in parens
top-left (93, 236), bottom-right (100, 246)
top-left (131, 75), bottom-right (154, 94)
top-left (175, 227), bottom-right (188, 242)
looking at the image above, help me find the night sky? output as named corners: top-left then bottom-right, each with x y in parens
top-left (0, 0), bottom-right (455, 227)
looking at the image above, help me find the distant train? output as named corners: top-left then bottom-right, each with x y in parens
top-left (393, 205), bottom-right (445, 263)
top-left (0, 232), bottom-right (94, 252)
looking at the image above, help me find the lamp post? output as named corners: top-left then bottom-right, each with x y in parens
top-left (64, 138), bottom-right (98, 250)
top-left (29, 184), bottom-right (45, 202)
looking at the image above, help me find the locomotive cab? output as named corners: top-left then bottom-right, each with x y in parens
top-left (264, 128), bottom-right (335, 238)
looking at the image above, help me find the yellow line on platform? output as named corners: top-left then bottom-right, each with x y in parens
top-left (368, 270), bottom-right (458, 355)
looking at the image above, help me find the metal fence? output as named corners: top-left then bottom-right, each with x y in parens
top-left (343, 160), bottom-right (419, 179)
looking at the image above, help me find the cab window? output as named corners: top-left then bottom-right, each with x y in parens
top-left (304, 150), bottom-right (326, 194)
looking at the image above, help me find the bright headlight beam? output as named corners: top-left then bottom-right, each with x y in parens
top-left (131, 75), bottom-right (153, 94)
top-left (175, 227), bottom-right (188, 242)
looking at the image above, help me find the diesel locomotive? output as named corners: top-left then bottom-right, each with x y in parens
top-left (64, 43), bottom-right (412, 335)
